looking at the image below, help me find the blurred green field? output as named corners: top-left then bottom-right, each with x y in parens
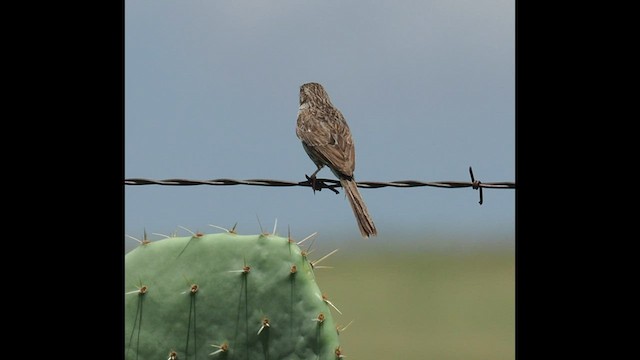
top-left (312, 249), bottom-right (515, 359)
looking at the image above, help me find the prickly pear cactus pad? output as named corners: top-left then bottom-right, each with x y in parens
top-left (125, 232), bottom-right (343, 360)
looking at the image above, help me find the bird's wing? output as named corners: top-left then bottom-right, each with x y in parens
top-left (296, 109), bottom-right (355, 178)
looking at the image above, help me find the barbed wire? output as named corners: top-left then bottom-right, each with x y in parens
top-left (124, 167), bottom-right (514, 205)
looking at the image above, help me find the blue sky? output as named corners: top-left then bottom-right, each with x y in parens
top-left (125, 0), bottom-right (515, 252)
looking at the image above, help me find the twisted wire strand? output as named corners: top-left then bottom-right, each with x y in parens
top-left (123, 177), bottom-right (514, 189)
top-left (124, 168), bottom-right (513, 205)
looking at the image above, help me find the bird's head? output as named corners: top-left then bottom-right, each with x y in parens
top-left (300, 82), bottom-right (332, 107)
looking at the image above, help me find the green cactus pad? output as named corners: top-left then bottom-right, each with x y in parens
top-left (125, 232), bottom-right (342, 360)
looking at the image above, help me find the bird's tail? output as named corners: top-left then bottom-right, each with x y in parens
top-left (340, 178), bottom-right (377, 238)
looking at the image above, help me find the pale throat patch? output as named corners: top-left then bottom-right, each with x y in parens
top-left (297, 102), bottom-right (310, 117)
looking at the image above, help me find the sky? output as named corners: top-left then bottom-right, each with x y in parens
top-left (124, 0), bottom-right (515, 252)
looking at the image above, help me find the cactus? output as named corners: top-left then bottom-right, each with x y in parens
top-left (125, 230), bottom-right (343, 360)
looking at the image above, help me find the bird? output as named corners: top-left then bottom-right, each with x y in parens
top-left (296, 82), bottom-right (377, 238)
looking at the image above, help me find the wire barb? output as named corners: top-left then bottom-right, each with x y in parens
top-left (468, 166), bottom-right (483, 205)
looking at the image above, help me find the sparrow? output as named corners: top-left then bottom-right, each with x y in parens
top-left (296, 82), bottom-right (377, 237)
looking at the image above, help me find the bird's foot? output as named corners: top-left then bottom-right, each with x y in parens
top-left (305, 174), bottom-right (320, 193)
top-left (304, 175), bottom-right (340, 195)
